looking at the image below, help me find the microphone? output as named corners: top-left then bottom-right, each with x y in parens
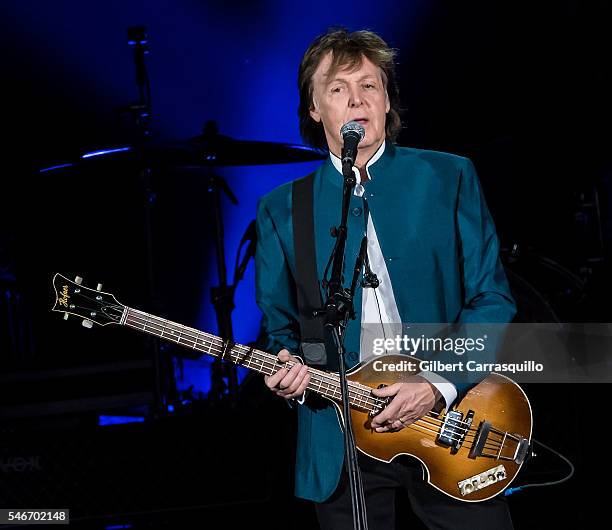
top-left (340, 121), bottom-right (365, 169)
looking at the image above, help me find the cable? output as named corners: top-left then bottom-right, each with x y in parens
top-left (504, 438), bottom-right (575, 496)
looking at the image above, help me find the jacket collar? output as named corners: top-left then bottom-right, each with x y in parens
top-left (320, 141), bottom-right (397, 189)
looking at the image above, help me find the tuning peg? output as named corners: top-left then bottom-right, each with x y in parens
top-left (81, 284), bottom-right (102, 327)
top-left (83, 278), bottom-right (94, 327)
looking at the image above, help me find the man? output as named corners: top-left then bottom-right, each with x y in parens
top-left (255, 28), bottom-right (516, 529)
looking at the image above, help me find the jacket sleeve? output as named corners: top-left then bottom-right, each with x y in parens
top-left (255, 196), bottom-right (301, 356)
top-left (456, 157), bottom-right (516, 325)
top-left (447, 158), bottom-right (516, 400)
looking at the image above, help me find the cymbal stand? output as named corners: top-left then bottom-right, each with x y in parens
top-left (205, 163), bottom-right (240, 406)
top-left (126, 26), bottom-right (168, 417)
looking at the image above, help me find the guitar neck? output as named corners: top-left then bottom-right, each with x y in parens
top-left (122, 307), bottom-right (372, 411)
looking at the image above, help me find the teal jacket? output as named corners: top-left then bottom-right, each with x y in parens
top-left (254, 143), bottom-right (516, 502)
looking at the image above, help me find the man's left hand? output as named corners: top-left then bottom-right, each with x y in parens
top-left (370, 376), bottom-right (441, 432)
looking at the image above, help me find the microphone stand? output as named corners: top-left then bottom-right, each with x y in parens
top-left (319, 152), bottom-right (369, 530)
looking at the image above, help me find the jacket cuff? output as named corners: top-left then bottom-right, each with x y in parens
top-left (419, 370), bottom-right (457, 410)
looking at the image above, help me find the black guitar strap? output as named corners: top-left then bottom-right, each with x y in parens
top-left (292, 173), bottom-right (338, 371)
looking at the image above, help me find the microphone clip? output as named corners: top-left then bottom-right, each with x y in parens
top-left (362, 271), bottom-right (379, 289)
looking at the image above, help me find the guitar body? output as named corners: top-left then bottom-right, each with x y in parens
top-left (329, 355), bottom-right (532, 502)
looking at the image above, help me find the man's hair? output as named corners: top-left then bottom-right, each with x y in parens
top-left (298, 28), bottom-right (402, 149)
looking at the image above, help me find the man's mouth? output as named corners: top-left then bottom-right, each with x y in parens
top-left (354, 118), bottom-right (368, 124)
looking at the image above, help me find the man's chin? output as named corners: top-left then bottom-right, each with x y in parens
top-left (358, 139), bottom-right (381, 152)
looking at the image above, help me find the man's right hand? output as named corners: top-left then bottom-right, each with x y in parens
top-left (264, 349), bottom-right (310, 400)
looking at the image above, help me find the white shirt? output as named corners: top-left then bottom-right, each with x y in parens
top-left (329, 141), bottom-right (457, 410)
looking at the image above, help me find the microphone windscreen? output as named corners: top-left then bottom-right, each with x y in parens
top-left (340, 121), bottom-right (365, 141)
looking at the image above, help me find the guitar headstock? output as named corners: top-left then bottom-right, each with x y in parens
top-left (51, 273), bottom-right (125, 327)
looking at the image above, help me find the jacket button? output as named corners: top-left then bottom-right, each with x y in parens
top-left (351, 207), bottom-right (362, 216)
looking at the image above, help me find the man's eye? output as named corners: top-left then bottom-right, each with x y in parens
top-left (331, 86), bottom-right (342, 93)
top-left (364, 83), bottom-right (376, 89)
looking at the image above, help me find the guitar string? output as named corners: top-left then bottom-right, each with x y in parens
top-left (123, 311), bottom-right (384, 408)
top-left (124, 308), bottom-right (458, 420)
top-left (82, 301), bottom-right (475, 432)
top-left (125, 309), bottom-right (391, 405)
top-left (75, 292), bottom-right (494, 439)
top-left (123, 310), bottom-right (505, 448)
top-left (123, 310), bottom-right (508, 445)
top-left (125, 313), bottom-right (481, 443)
top-left (64, 287), bottom-right (512, 453)
top-left (124, 310), bottom-right (431, 412)
top-left (77, 302), bottom-right (507, 451)
top-left (70, 292), bottom-right (516, 450)
top-left (127, 312), bottom-right (506, 450)
top-left (90, 303), bottom-right (500, 447)
top-left (123, 310), bottom-right (510, 449)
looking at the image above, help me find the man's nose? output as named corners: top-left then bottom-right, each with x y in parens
top-left (348, 86), bottom-right (362, 107)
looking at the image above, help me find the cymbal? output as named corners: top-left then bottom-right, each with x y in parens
top-left (151, 123), bottom-right (327, 167)
top-left (38, 122), bottom-right (327, 173)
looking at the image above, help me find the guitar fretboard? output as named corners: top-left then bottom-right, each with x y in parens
top-left (122, 307), bottom-right (380, 412)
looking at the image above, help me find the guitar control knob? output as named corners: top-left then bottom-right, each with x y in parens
top-left (82, 319), bottom-right (93, 329)
top-left (97, 283), bottom-right (103, 291)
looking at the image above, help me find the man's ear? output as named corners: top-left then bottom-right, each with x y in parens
top-left (385, 91), bottom-right (390, 114)
top-left (310, 97), bottom-right (321, 123)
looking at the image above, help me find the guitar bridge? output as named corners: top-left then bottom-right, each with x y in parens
top-left (437, 410), bottom-right (473, 453)
top-left (469, 421), bottom-right (531, 464)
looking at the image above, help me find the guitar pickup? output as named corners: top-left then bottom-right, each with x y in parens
top-left (438, 410), bottom-right (473, 453)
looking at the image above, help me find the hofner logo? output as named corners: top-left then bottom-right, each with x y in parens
top-left (58, 285), bottom-right (70, 307)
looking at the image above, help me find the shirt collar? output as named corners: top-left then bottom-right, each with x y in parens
top-left (329, 140), bottom-right (386, 185)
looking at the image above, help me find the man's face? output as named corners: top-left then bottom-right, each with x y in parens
top-left (309, 52), bottom-right (390, 159)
